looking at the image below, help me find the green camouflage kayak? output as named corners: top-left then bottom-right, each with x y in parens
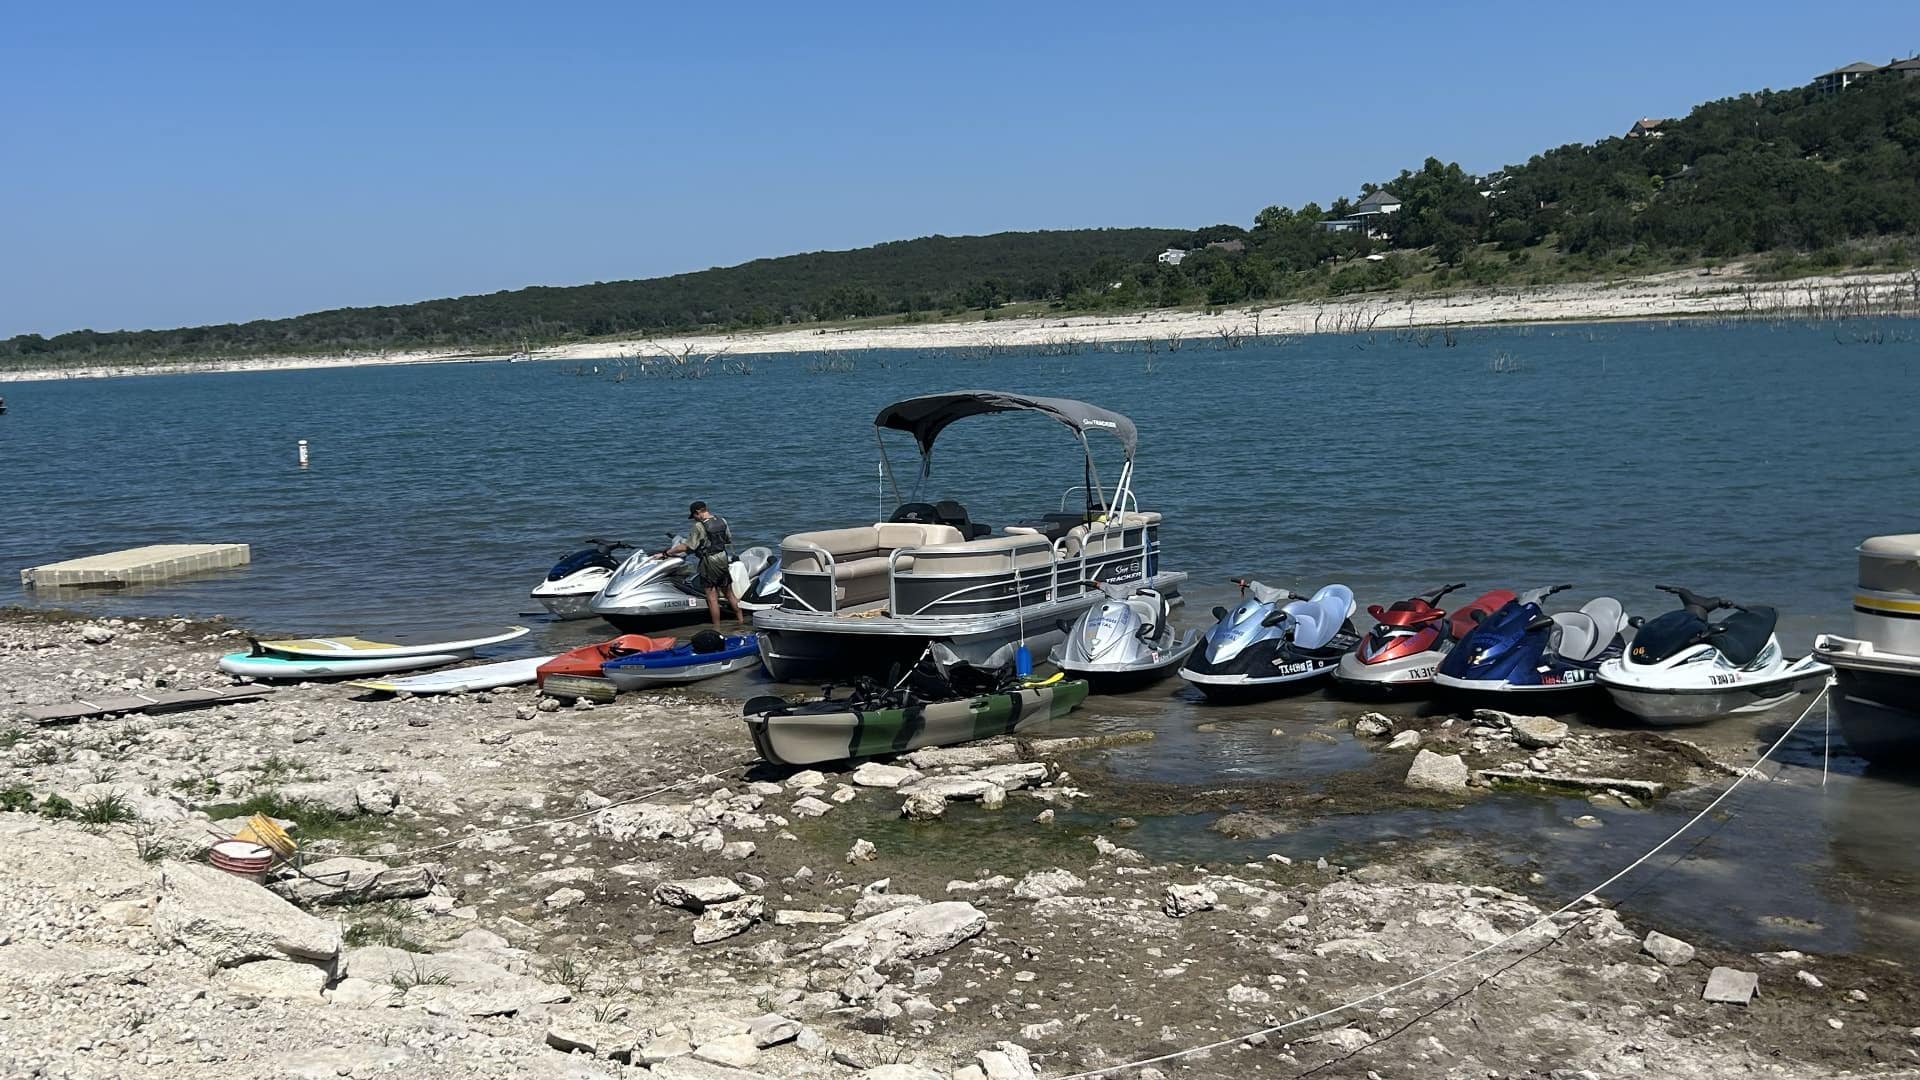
top-left (743, 678), bottom-right (1091, 766)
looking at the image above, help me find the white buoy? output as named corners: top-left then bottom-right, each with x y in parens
top-left (297, 439), bottom-right (309, 469)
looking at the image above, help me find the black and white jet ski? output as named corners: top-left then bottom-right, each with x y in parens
top-left (529, 538), bottom-right (632, 621)
top-left (1049, 583), bottom-right (1198, 690)
top-left (1178, 579), bottom-right (1359, 701)
top-left (587, 535), bottom-right (783, 632)
top-left (1597, 585), bottom-right (1831, 726)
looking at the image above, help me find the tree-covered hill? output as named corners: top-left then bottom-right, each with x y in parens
top-left (7, 69), bottom-right (1918, 369)
top-left (0, 229), bottom-right (1182, 367)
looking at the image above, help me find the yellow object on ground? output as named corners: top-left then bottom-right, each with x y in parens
top-left (236, 813), bottom-right (297, 859)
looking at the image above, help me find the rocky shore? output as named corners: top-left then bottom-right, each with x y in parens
top-left (2, 610), bottom-right (1915, 1079)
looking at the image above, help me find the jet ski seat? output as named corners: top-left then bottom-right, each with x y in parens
top-left (1286, 584), bottom-right (1356, 650)
top-left (1549, 597), bottom-right (1626, 662)
top-left (1710, 606), bottom-right (1776, 666)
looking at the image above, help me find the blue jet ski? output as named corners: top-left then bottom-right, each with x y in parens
top-left (1432, 584), bottom-right (1634, 699)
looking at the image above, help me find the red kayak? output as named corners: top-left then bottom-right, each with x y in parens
top-left (537, 634), bottom-right (678, 685)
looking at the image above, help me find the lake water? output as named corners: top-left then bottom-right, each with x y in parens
top-left (4, 317), bottom-right (1918, 953)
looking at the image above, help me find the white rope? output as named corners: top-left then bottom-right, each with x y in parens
top-left (329, 762), bottom-right (748, 862)
top-left (1822, 675), bottom-right (1834, 788)
top-left (1053, 686), bottom-right (1830, 1080)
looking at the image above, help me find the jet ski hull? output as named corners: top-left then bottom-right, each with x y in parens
top-left (1597, 657), bottom-right (1830, 726)
top-left (1332, 648), bottom-right (1448, 696)
top-left (1054, 633), bottom-right (1199, 692)
top-left (530, 589), bottom-right (601, 621)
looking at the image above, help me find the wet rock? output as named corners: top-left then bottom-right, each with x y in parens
top-left (791, 796), bottom-right (834, 818)
top-left (1093, 836), bottom-right (1146, 864)
top-left (1643, 930), bottom-right (1695, 967)
top-left (1162, 883), bottom-right (1217, 918)
top-left (1208, 812), bottom-right (1290, 840)
top-left (1386, 729), bottom-right (1422, 751)
top-left (1796, 970), bottom-right (1825, 989)
top-left (747, 1012), bottom-right (801, 1047)
top-left (1571, 814), bottom-right (1604, 829)
top-left (1353, 713), bottom-right (1393, 738)
top-left (1405, 749), bottom-right (1470, 793)
top-left (654, 876), bottom-right (745, 911)
top-left (851, 762), bottom-right (921, 788)
top-left (1704, 966), bottom-right (1759, 1005)
top-left (971, 762), bottom-right (1049, 791)
top-left (721, 841), bottom-right (757, 860)
top-left (153, 860), bottom-right (342, 967)
top-left (899, 776), bottom-right (1004, 801)
top-left (902, 791), bottom-right (947, 820)
top-left (847, 838), bottom-right (878, 863)
top-left (1012, 869), bottom-right (1084, 900)
top-left (1033, 809), bottom-right (1054, 824)
top-left (694, 896), bottom-right (764, 943)
top-left (1023, 731), bottom-right (1155, 754)
top-left (820, 900), bottom-right (988, 966)
top-left (1511, 715), bottom-right (1570, 748)
top-left (980, 784), bottom-right (1007, 809)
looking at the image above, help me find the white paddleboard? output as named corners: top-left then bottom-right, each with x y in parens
top-left (347, 655), bottom-right (555, 695)
top-left (253, 626), bottom-right (531, 660)
top-left (218, 651), bottom-right (468, 679)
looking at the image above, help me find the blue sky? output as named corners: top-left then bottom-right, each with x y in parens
top-left (3, 1), bottom-right (1915, 338)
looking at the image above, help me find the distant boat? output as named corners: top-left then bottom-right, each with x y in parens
top-left (507, 339), bottom-right (535, 363)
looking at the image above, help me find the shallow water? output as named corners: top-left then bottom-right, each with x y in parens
top-left (4, 317), bottom-right (1918, 953)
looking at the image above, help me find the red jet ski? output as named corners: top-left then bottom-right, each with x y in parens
top-left (1333, 584), bottom-right (1516, 695)
top-left (536, 634), bottom-right (678, 685)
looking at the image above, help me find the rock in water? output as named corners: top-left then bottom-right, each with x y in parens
top-left (1386, 729), bottom-right (1422, 751)
top-left (153, 861), bottom-right (342, 967)
top-left (1510, 715), bottom-right (1570, 748)
top-left (847, 838), bottom-right (878, 863)
top-left (901, 791), bottom-right (947, 820)
top-left (851, 762), bottom-right (921, 788)
top-left (1208, 812), bottom-right (1289, 840)
top-left (1353, 713), bottom-right (1393, 738)
top-left (1703, 966), bottom-right (1759, 1005)
top-left (1162, 883), bottom-right (1217, 918)
top-left (1404, 749), bottom-right (1470, 793)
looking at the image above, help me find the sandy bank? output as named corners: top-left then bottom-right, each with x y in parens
top-left (5, 266), bottom-right (1915, 384)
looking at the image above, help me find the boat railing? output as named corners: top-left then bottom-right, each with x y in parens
top-left (887, 535), bottom-right (1061, 619)
top-left (777, 539), bottom-right (841, 615)
top-left (1056, 486), bottom-right (1140, 517)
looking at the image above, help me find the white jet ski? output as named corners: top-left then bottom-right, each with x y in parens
top-left (1597, 585), bottom-right (1831, 726)
top-left (588, 537), bottom-right (782, 632)
top-left (1049, 583), bottom-right (1197, 690)
top-left (529, 538), bottom-right (632, 620)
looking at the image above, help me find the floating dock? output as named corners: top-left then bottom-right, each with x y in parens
top-left (20, 543), bottom-right (251, 588)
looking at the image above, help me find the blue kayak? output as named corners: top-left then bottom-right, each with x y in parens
top-left (601, 634), bottom-right (760, 689)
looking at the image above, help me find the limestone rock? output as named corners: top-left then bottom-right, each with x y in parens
top-left (652, 1056), bottom-right (775, 1079)
top-left (1510, 715), bottom-right (1570, 749)
top-left (785, 769), bottom-right (828, 789)
top-left (976, 1041), bottom-right (1038, 1080)
top-left (1162, 883), bottom-right (1217, 918)
top-left (640, 1030), bottom-right (694, 1065)
top-left (1386, 729), bottom-right (1422, 751)
top-left (721, 841), bottom-right (758, 861)
top-left (271, 857), bottom-right (439, 907)
top-left (1643, 930), bottom-right (1695, 967)
top-left (693, 1033), bottom-right (760, 1068)
top-left (546, 1018), bottom-right (640, 1060)
top-left (153, 860), bottom-right (342, 967)
top-left (846, 838), bottom-right (877, 863)
top-left (1318, 1027), bottom-right (1373, 1052)
top-left (901, 791), bottom-right (947, 820)
top-left (791, 796), bottom-right (834, 818)
top-left (851, 762), bottom-right (921, 788)
top-left (277, 781), bottom-right (361, 817)
top-left (862, 1066), bottom-right (946, 1080)
top-left (1353, 713), bottom-right (1393, 738)
top-left (352, 778), bottom-right (399, 815)
top-left (216, 958), bottom-right (329, 1001)
top-left (1704, 966), bottom-right (1759, 1005)
top-left (903, 742), bottom-right (1017, 768)
top-left (899, 776), bottom-right (1003, 802)
top-left (325, 976), bottom-right (394, 1008)
top-left (1405, 749), bottom-right (1469, 793)
top-left (654, 876), bottom-right (745, 911)
top-left (970, 762), bottom-right (1049, 791)
top-left (747, 1012), bottom-right (802, 1047)
top-left (774, 909), bottom-right (846, 926)
top-left (1012, 869), bottom-right (1084, 901)
top-left (820, 900), bottom-right (988, 967)
top-left (591, 802), bottom-right (696, 842)
top-left (693, 896), bottom-right (765, 943)
top-left (544, 887), bottom-right (585, 910)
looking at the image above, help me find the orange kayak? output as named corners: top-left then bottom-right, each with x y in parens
top-left (537, 634), bottom-right (678, 684)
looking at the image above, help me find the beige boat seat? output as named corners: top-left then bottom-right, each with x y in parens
top-left (1059, 511), bottom-right (1161, 559)
top-left (782, 523), bottom-right (966, 605)
top-left (897, 532), bottom-right (1058, 575)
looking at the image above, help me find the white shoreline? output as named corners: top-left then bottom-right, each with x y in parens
top-left (4, 266), bottom-right (1914, 384)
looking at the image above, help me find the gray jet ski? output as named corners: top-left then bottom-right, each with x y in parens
top-left (1049, 583), bottom-right (1198, 690)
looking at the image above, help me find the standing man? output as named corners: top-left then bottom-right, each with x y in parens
top-left (661, 501), bottom-right (746, 629)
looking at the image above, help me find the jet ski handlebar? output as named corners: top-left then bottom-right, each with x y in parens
top-left (1655, 585), bottom-right (1735, 618)
top-left (1426, 583), bottom-right (1467, 603)
top-left (584, 537), bottom-right (634, 552)
top-left (1519, 583), bottom-right (1574, 605)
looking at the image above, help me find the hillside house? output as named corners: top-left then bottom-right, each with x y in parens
top-left (1816, 60), bottom-right (1883, 92)
top-left (1156, 248), bottom-right (1189, 266)
top-left (1627, 117), bottom-right (1667, 138)
top-left (1891, 56), bottom-right (1920, 79)
top-left (1350, 190), bottom-right (1403, 218)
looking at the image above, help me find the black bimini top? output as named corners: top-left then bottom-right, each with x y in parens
top-left (873, 391), bottom-right (1138, 457)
